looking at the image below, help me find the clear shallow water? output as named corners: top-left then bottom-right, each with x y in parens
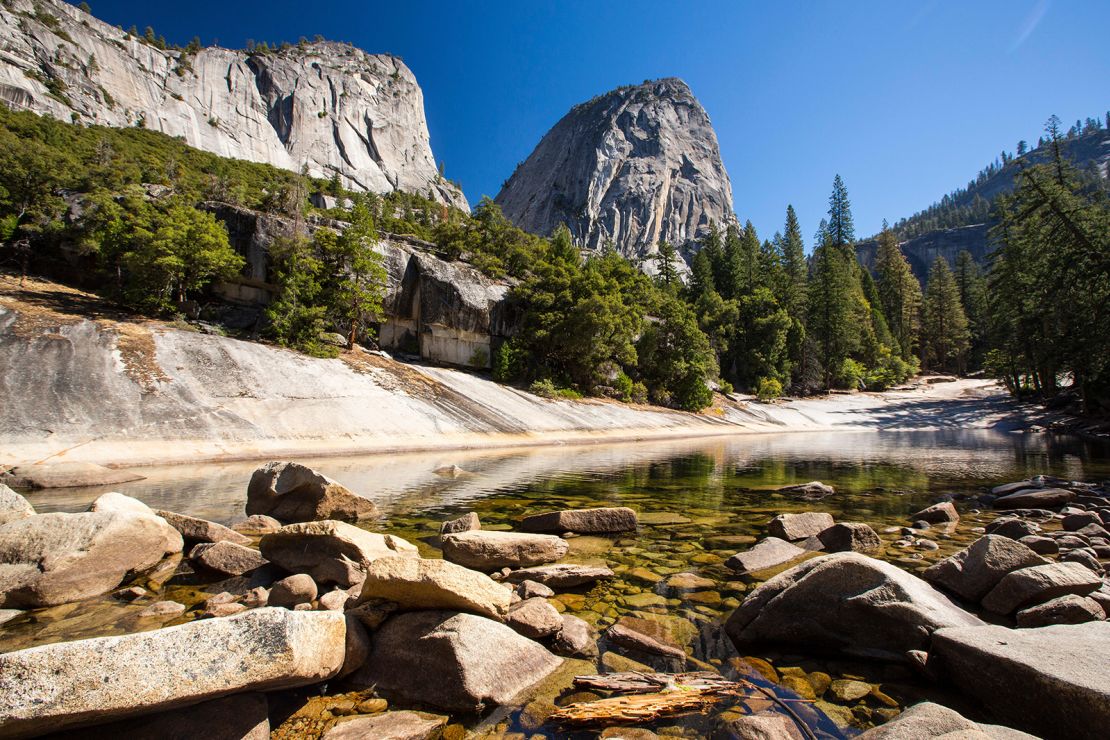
top-left (10, 429), bottom-right (1110, 738)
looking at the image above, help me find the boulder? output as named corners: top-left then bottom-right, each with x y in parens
top-left (1015, 594), bottom-right (1106, 628)
top-left (767, 512), bottom-right (835, 541)
top-left (856, 701), bottom-right (1037, 739)
top-left (984, 517), bottom-right (1041, 539)
top-left (931, 622), bottom-right (1110, 740)
top-left (350, 610), bottom-right (561, 712)
top-left (993, 488), bottom-right (1075, 510)
top-left (231, 514), bottom-right (283, 536)
top-left (520, 507), bottom-right (638, 534)
top-left (506, 597), bottom-right (563, 639)
top-left (85, 494), bottom-right (183, 554)
top-left (0, 484), bottom-right (34, 526)
top-left (991, 480), bottom-right (1033, 496)
top-left (189, 541), bottom-right (268, 577)
top-left (517, 579), bottom-right (555, 599)
top-left (439, 512), bottom-right (480, 535)
top-left (552, 614), bottom-right (599, 658)
top-left (726, 537), bottom-right (808, 574)
top-left (268, 574), bottom-right (319, 609)
top-left (725, 553), bottom-right (983, 661)
top-left (817, 523), bottom-right (882, 554)
top-left (981, 561), bottom-right (1103, 614)
top-left (922, 535), bottom-right (1047, 603)
top-left (1063, 512), bottom-right (1104, 531)
top-left (1060, 549), bottom-right (1104, 573)
top-left (259, 521), bottom-right (417, 588)
top-left (911, 502), bottom-right (959, 524)
top-left (324, 710), bottom-right (448, 740)
top-left (358, 556), bottom-right (512, 620)
top-left (605, 621), bottom-right (686, 667)
top-left (151, 510), bottom-right (251, 546)
top-left (56, 692), bottom-right (270, 740)
top-left (776, 481), bottom-right (836, 499)
top-left (0, 512), bottom-right (181, 608)
top-left (500, 564), bottom-right (615, 588)
top-left (0, 608), bottom-right (346, 737)
top-left (726, 711), bottom-right (805, 739)
top-left (440, 530), bottom-right (568, 570)
top-left (247, 461), bottom-right (378, 523)
top-left (1017, 535), bottom-right (1058, 555)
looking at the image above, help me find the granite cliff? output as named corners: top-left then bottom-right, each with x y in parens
top-left (0, 0), bottom-right (467, 209)
top-left (495, 78), bottom-right (735, 263)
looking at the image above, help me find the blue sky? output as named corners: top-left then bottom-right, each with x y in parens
top-left (77, 0), bottom-right (1108, 245)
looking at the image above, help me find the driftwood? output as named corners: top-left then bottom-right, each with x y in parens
top-left (549, 672), bottom-right (818, 740)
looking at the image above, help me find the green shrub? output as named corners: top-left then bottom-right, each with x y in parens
top-left (718, 379), bottom-right (734, 395)
top-left (755, 377), bottom-right (782, 401)
top-left (834, 358), bottom-right (866, 390)
top-left (492, 340), bottom-right (525, 382)
top-left (613, 371), bottom-right (633, 401)
top-left (529, 378), bottom-right (558, 398)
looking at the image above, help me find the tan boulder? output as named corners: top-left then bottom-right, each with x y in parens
top-left (259, 521), bottom-right (417, 587)
top-left (0, 484), bottom-right (34, 526)
top-left (359, 556), bottom-right (511, 620)
top-left (440, 530), bottom-right (568, 570)
top-left (247, 461), bottom-right (378, 523)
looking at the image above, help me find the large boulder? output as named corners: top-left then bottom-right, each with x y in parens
top-left (725, 537), bottom-right (808, 574)
top-left (440, 530), bottom-right (568, 570)
top-left (931, 622), bottom-right (1110, 740)
top-left (767, 512), bottom-right (834, 541)
top-left (156, 510), bottom-right (251, 546)
top-left (981, 561), bottom-right (1103, 615)
top-left (324, 711), bottom-right (448, 740)
top-left (0, 512), bottom-right (181, 608)
top-left (0, 608), bottom-right (346, 737)
top-left (817, 522), bottom-right (882, 554)
top-left (247, 461), bottom-right (378, 523)
top-left (85, 493), bottom-right (183, 554)
top-left (500, 564), bottom-right (615, 588)
top-left (993, 488), bottom-right (1075, 510)
top-left (0, 484), bottom-right (34, 526)
top-left (856, 701), bottom-right (1037, 739)
top-left (520, 507), bottom-right (638, 534)
top-left (358, 556), bottom-right (512, 620)
top-left (725, 553), bottom-right (983, 661)
top-left (923, 535), bottom-right (1047, 603)
top-left (51, 693), bottom-right (270, 740)
top-left (350, 610), bottom-right (562, 712)
top-left (259, 521), bottom-right (417, 588)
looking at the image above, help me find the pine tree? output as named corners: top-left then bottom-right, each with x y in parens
top-left (652, 239), bottom-right (679, 290)
top-left (807, 227), bottom-right (857, 389)
top-left (780, 205), bottom-right (807, 318)
top-left (953, 250), bottom-right (986, 365)
top-left (922, 257), bottom-right (970, 373)
top-left (875, 226), bottom-right (921, 360)
top-left (827, 174), bottom-right (855, 251)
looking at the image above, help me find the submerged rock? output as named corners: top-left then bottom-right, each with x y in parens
top-left (0, 608), bottom-right (347, 737)
top-left (993, 488), bottom-right (1075, 510)
top-left (767, 512), bottom-right (834, 541)
top-left (0, 511), bottom-right (181, 608)
top-left (981, 561), bottom-right (1102, 615)
top-left (521, 507), bottom-right (638, 534)
top-left (923, 535), bottom-right (1047, 603)
top-left (725, 553), bottom-right (983, 661)
top-left (931, 622), bottom-right (1110, 739)
top-left (777, 481), bottom-right (836, 499)
top-left (351, 610), bottom-right (561, 712)
top-left (440, 530), bottom-right (569, 570)
top-left (725, 537), bottom-right (808, 574)
top-left (501, 564), bottom-right (615, 588)
top-left (0, 484), bottom-right (34, 526)
top-left (247, 461), bottom-right (378, 523)
top-left (259, 521), bottom-right (417, 588)
top-left (358, 556), bottom-right (511, 620)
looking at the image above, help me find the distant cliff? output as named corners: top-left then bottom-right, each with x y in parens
top-left (495, 78), bottom-right (735, 263)
top-left (0, 0), bottom-right (467, 209)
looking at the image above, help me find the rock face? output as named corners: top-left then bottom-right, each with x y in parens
top-left (440, 530), bottom-right (569, 570)
top-left (358, 556), bottom-right (512, 620)
top-left (725, 553), bottom-right (983, 660)
top-left (247, 461), bottom-right (378, 523)
top-left (0, 608), bottom-right (347, 737)
top-left (0, 0), bottom-right (465, 208)
top-left (495, 78), bottom-right (735, 262)
top-left (0, 511), bottom-right (181, 608)
top-left (521, 507), bottom-right (638, 534)
top-left (931, 622), bottom-right (1110, 740)
top-left (352, 610), bottom-right (562, 712)
top-left (259, 521), bottom-right (417, 588)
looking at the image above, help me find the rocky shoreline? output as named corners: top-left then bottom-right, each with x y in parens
top-left (1, 464), bottom-right (1108, 739)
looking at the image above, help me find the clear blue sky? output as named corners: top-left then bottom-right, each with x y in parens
top-left (77, 0), bottom-right (1108, 245)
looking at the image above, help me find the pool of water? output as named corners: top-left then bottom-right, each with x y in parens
top-left (9, 429), bottom-right (1110, 737)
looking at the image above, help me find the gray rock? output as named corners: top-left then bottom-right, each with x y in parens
top-left (324, 710), bottom-right (448, 740)
top-left (0, 511), bottom-right (181, 608)
top-left (1060, 549), bottom-right (1105, 573)
top-left (259, 521), bottom-right (417, 587)
top-left (247, 462), bottom-right (379, 523)
top-left (84, 494), bottom-right (183, 553)
top-left (993, 488), bottom-right (1075, 510)
top-left (552, 614), bottom-right (599, 659)
top-left (725, 537), bottom-right (808, 574)
top-left (1017, 535), bottom-right (1058, 555)
top-left (440, 530), bottom-right (568, 570)
top-left (981, 561), bottom-right (1103, 614)
top-left (57, 692), bottom-right (270, 740)
top-left (0, 462), bottom-right (144, 489)
top-left (922, 535), bottom-right (1047, 603)
top-left (494, 78), bottom-right (733, 260)
top-left (505, 597), bottom-right (563, 639)
top-left (521, 507), bottom-right (638, 534)
top-left (0, 484), bottom-right (34, 526)
top-left (350, 610), bottom-right (561, 712)
top-left (767, 512), bottom-right (835, 541)
top-left (817, 522), bottom-right (882, 554)
top-left (155, 510), bottom-right (251, 545)
top-left (911, 501), bottom-right (960, 524)
top-left (189, 541), bottom-right (268, 576)
top-left (517, 579), bottom-right (555, 599)
top-left (1015, 594), bottom-right (1106, 627)
top-left (991, 480), bottom-right (1034, 496)
top-left (268, 574), bottom-right (319, 609)
top-left (726, 711), bottom-right (805, 739)
top-left (1063, 512), bottom-right (1104, 531)
top-left (439, 512), bottom-right (480, 535)
top-left (318, 589), bottom-right (350, 611)
top-left (856, 701), bottom-right (1038, 739)
top-left (138, 600), bottom-right (186, 619)
top-left (725, 553), bottom-right (983, 661)
top-left (358, 556), bottom-right (512, 620)
top-left (931, 622), bottom-right (1110, 739)
top-left (500, 564), bottom-right (615, 588)
top-left (0, 608), bottom-right (346, 737)
top-left (777, 481), bottom-right (836, 499)
top-left (231, 514), bottom-right (283, 537)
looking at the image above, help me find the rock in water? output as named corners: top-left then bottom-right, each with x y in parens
top-left (358, 556), bottom-right (512, 620)
top-left (856, 701), bottom-right (1038, 739)
top-left (1015, 594), bottom-right (1106, 627)
top-left (259, 521), bottom-right (417, 588)
top-left (931, 622), bottom-right (1110, 740)
top-left (494, 78), bottom-right (734, 261)
top-left (725, 553), bottom-right (983, 661)
top-left (767, 512), bottom-right (835, 541)
top-left (993, 488), bottom-right (1075, 510)
top-left (923, 534), bottom-right (1047, 603)
top-left (0, 511), bottom-right (181, 608)
top-left (440, 512), bottom-right (480, 535)
top-left (910, 501), bottom-right (960, 524)
top-left (725, 537), bottom-right (808, 574)
top-left (0, 484), bottom-right (34, 526)
top-left (506, 597), bottom-right (563, 639)
top-left (351, 610), bottom-right (561, 712)
top-left (324, 711), bottom-right (448, 740)
top-left (0, 608), bottom-right (346, 737)
top-left (552, 614), bottom-right (599, 659)
top-left (440, 530), bottom-right (569, 570)
top-left (521, 507), bottom-right (638, 534)
top-left (189, 541), bottom-right (268, 577)
top-left (777, 481), bottom-right (836, 499)
top-left (156, 510), bottom-right (251, 545)
top-left (980, 561), bottom-right (1103, 615)
top-left (500, 564), bottom-right (615, 588)
top-left (247, 461), bottom-right (378, 523)
top-left (817, 522), bottom-right (882, 554)
top-left (0, 462), bottom-right (144, 489)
